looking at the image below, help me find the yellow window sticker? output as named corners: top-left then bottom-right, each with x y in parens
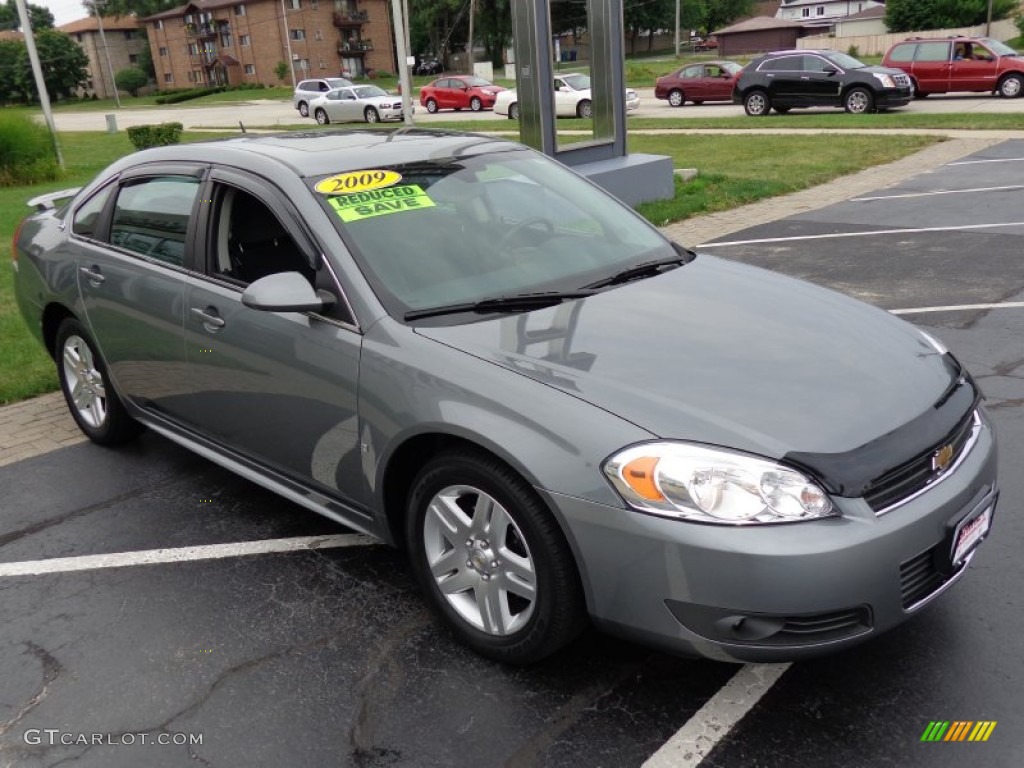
top-left (315, 169), bottom-right (403, 195)
top-left (328, 185), bottom-right (436, 223)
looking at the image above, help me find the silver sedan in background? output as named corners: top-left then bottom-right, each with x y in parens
top-left (310, 85), bottom-right (404, 124)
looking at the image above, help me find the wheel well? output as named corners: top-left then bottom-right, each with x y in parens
top-left (41, 303), bottom-right (75, 359)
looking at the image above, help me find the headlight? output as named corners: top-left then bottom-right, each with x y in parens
top-left (872, 73), bottom-right (896, 88)
top-left (603, 443), bottom-right (835, 525)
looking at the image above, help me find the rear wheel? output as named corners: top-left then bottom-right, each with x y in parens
top-left (364, 106), bottom-right (379, 123)
top-left (314, 108), bottom-right (329, 125)
top-left (56, 318), bottom-right (141, 445)
top-left (668, 89), bottom-right (684, 107)
top-left (508, 102), bottom-right (519, 120)
top-left (576, 99), bottom-right (593, 119)
top-left (743, 89), bottom-right (770, 116)
top-left (406, 450), bottom-right (586, 664)
top-left (298, 101), bottom-right (309, 117)
top-left (998, 73), bottom-right (1023, 98)
top-left (843, 86), bottom-right (874, 114)
top-left (426, 98), bottom-right (438, 113)
top-left (470, 96), bottom-right (483, 111)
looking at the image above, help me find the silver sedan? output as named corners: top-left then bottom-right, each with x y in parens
top-left (310, 85), bottom-right (404, 124)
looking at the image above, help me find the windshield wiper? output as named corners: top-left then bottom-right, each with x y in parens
top-left (582, 254), bottom-right (688, 291)
top-left (404, 290), bottom-right (596, 321)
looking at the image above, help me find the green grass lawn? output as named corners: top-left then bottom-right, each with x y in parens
top-left (1, 128), bottom-right (939, 405)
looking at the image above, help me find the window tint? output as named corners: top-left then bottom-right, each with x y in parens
top-left (916, 41), bottom-right (951, 61)
top-left (804, 56), bottom-right (836, 73)
top-left (72, 184), bottom-right (114, 238)
top-left (682, 65), bottom-right (703, 79)
top-left (887, 44), bottom-right (915, 63)
top-left (760, 56), bottom-right (804, 72)
top-left (110, 177), bottom-right (199, 267)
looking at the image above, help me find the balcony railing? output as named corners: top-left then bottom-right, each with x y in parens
top-left (185, 22), bottom-right (219, 38)
top-left (338, 39), bottom-right (373, 54)
top-left (333, 10), bottom-right (369, 27)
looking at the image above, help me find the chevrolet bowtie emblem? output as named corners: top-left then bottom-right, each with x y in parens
top-left (932, 444), bottom-right (955, 472)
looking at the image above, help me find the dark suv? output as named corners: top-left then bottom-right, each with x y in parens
top-left (733, 49), bottom-right (913, 115)
top-left (882, 37), bottom-right (1024, 98)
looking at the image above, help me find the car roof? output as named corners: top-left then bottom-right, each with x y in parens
top-left (103, 129), bottom-right (521, 180)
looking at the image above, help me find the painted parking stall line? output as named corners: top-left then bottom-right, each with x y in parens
top-left (850, 184), bottom-right (1024, 202)
top-left (0, 534), bottom-right (377, 577)
top-left (891, 301), bottom-right (1024, 315)
top-left (699, 220), bottom-right (1024, 248)
top-left (948, 157), bottom-right (1024, 165)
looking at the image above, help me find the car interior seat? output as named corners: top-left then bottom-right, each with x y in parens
top-left (228, 193), bottom-right (314, 285)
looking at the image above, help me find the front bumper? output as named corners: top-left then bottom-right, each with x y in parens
top-left (876, 87), bottom-right (914, 108)
top-left (626, 95), bottom-right (641, 111)
top-left (543, 414), bottom-right (998, 662)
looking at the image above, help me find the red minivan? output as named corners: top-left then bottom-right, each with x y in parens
top-left (882, 36), bottom-right (1024, 98)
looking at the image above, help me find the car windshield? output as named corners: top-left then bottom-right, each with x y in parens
top-left (327, 78), bottom-right (353, 88)
top-left (463, 77), bottom-right (492, 87)
top-left (981, 38), bottom-right (1017, 56)
top-left (309, 149), bottom-right (673, 320)
top-left (353, 85), bottom-right (388, 98)
top-left (561, 73), bottom-right (590, 90)
top-left (825, 52), bottom-right (868, 69)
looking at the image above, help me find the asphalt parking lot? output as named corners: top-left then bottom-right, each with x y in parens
top-left (1, 140), bottom-right (1022, 767)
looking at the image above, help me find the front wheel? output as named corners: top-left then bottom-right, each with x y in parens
top-left (998, 73), bottom-right (1023, 98)
top-left (406, 450), bottom-right (586, 664)
top-left (56, 318), bottom-right (141, 445)
top-left (314, 108), bottom-right (329, 125)
top-left (364, 107), bottom-right (379, 123)
top-left (576, 99), bottom-right (592, 119)
top-left (426, 98), bottom-right (438, 113)
top-left (743, 90), bottom-right (770, 116)
top-left (470, 96), bottom-right (483, 111)
top-left (844, 86), bottom-right (874, 114)
top-left (668, 89), bottom-right (684, 107)
top-left (508, 102), bottom-right (519, 120)
top-left (298, 101), bottom-right (309, 117)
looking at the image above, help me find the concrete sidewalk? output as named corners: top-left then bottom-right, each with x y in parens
top-left (0, 134), bottom-right (1004, 468)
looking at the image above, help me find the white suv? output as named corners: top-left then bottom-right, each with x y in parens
top-left (293, 78), bottom-right (353, 117)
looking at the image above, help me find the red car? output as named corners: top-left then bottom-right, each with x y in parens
top-left (419, 76), bottom-right (507, 113)
top-left (655, 60), bottom-right (743, 107)
top-left (882, 37), bottom-right (1024, 98)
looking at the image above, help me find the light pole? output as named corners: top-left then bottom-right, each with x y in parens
top-left (280, 0), bottom-right (296, 87)
top-left (87, 0), bottom-right (121, 107)
top-left (986, 0), bottom-right (994, 37)
top-left (15, 0), bottom-right (63, 168)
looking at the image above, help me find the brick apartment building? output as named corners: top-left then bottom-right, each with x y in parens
top-left (141, 0), bottom-right (395, 90)
top-left (58, 16), bottom-right (147, 99)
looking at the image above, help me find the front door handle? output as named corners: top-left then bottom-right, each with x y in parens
top-left (190, 306), bottom-right (226, 330)
top-left (79, 265), bottom-right (105, 285)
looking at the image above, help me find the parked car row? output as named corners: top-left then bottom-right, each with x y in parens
top-left (494, 73), bottom-right (641, 120)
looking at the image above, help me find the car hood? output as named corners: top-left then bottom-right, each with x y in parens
top-left (863, 64), bottom-right (910, 78)
top-left (415, 255), bottom-right (967, 483)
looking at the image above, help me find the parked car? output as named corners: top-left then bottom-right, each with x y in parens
top-left (694, 36), bottom-right (718, 52)
top-left (419, 75), bottom-right (507, 113)
top-left (494, 73), bottom-right (640, 119)
top-left (309, 85), bottom-right (404, 124)
top-left (293, 77), bottom-right (354, 117)
top-left (733, 49), bottom-right (913, 115)
top-left (14, 130), bottom-right (997, 665)
top-left (655, 60), bottom-right (743, 107)
top-left (882, 36), bottom-right (1024, 98)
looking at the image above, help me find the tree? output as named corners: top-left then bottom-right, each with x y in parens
top-left (700, 0), bottom-right (756, 35)
top-left (15, 30), bottom-right (88, 101)
top-left (115, 66), bottom-right (148, 96)
top-left (885, 0), bottom-right (1018, 33)
top-left (0, 0), bottom-right (54, 31)
top-left (0, 39), bottom-right (22, 103)
top-left (85, 0), bottom-right (179, 18)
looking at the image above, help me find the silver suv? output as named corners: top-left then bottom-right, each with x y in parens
top-left (293, 77), bottom-right (353, 117)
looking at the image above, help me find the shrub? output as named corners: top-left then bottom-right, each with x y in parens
top-left (126, 122), bottom-right (183, 150)
top-left (0, 112), bottom-right (60, 186)
top-left (115, 67), bottom-right (148, 97)
top-left (847, 44), bottom-right (860, 58)
top-left (154, 86), bottom-right (226, 104)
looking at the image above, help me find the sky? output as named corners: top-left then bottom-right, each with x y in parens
top-left (43, 0), bottom-right (89, 27)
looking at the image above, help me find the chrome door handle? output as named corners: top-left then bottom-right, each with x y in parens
top-left (79, 265), bottom-right (105, 285)
top-left (190, 307), bottom-right (226, 330)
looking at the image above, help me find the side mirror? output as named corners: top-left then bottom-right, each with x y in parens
top-left (241, 271), bottom-right (335, 313)
top-left (823, 66), bottom-right (839, 76)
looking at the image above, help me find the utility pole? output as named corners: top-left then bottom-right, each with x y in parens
top-left (467, 0), bottom-right (475, 74)
top-left (986, 0), bottom-right (994, 37)
top-left (15, 0), bottom-right (63, 168)
top-left (87, 0), bottom-right (121, 107)
top-left (674, 0), bottom-right (680, 57)
top-left (280, 0), bottom-right (296, 87)
top-left (390, 0), bottom-right (413, 125)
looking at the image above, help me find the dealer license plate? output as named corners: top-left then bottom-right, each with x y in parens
top-left (951, 505), bottom-right (993, 566)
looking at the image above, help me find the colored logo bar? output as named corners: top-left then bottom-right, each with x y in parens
top-left (921, 721), bottom-right (997, 742)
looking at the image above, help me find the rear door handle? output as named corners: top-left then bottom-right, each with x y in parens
top-left (190, 306), bottom-right (226, 330)
top-left (79, 265), bottom-right (105, 285)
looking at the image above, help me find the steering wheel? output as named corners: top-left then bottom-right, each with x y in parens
top-left (497, 217), bottom-right (555, 251)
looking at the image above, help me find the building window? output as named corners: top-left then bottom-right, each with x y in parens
top-left (75, 33), bottom-right (82, 42)
top-left (289, 0), bottom-right (301, 8)
top-left (194, 70), bottom-right (205, 83)
top-left (221, 32), bottom-right (233, 47)
top-left (235, 3), bottom-right (246, 15)
top-left (184, 14), bottom-right (193, 24)
top-left (802, 8), bottom-right (809, 17)
top-left (294, 58), bottom-right (310, 72)
top-left (314, 27), bottom-right (323, 41)
top-left (129, 53), bottom-right (139, 64)
top-left (240, 34), bottom-right (250, 46)
top-left (123, 30), bottom-right (137, 40)
top-left (154, 20), bottom-right (163, 30)
top-left (188, 42), bottom-right (200, 54)
top-left (244, 64), bottom-right (255, 75)
top-left (816, 6), bottom-right (825, 15)
top-left (159, 46), bottom-right (168, 56)
top-left (290, 29), bottom-right (306, 41)
top-left (311, 0), bottom-right (318, 7)
top-left (164, 73), bottom-right (173, 83)
top-left (318, 56), bottom-right (326, 69)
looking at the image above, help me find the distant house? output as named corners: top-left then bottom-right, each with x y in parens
top-left (776, 0), bottom-right (886, 31)
top-left (711, 16), bottom-right (811, 57)
top-left (834, 5), bottom-right (887, 36)
top-left (59, 16), bottom-right (146, 100)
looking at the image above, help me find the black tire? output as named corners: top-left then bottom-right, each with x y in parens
top-left (470, 96), bottom-right (483, 112)
top-left (298, 101), bottom-right (309, 117)
top-left (314, 108), bottom-right (329, 125)
top-left (55, 318), bottom-right (141, 445)
top-left (576, 99), bottom-right (592, 119)
top-left (508, 102), bottom-right (519, 120)
top-left (998, 73), bottom-right (1023, 98)
top-left (426, 98), bottom-right (438, 113)
top-left (668, 89), bottom-right (685, 107)
top-left (844, 86), bottom-right (874, 114)
top-left (743, 89), bottom-right (770, 116)
top-left (405, 449), bottom-right (587, 664)
top-left (364, 107), bottom-right (379, 123)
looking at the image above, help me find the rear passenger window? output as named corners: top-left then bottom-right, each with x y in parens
top-left (72, 184), bottom-right (114, 238)
top-left (887, 44), bottom-right (915, 63)
top-left (110, 176), bottom-right (199, 267)
top-left (916, 42), bottom-right (952, 61)
top-left (760, 56), bottom-right (803, 72)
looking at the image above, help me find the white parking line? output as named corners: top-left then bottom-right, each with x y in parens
top-left (699, 221), bottom-right (1024, 248)
top-left (949, 157), bottom-right (1024, 165)
top-left (851, 184), bottom-right (1024, 202)
top-left (0, 534), bottom-right (377, 577)
top-left (891, 301), bottom-right (1024, 315)
top-left (643, 663), bottom-right (790, 768)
